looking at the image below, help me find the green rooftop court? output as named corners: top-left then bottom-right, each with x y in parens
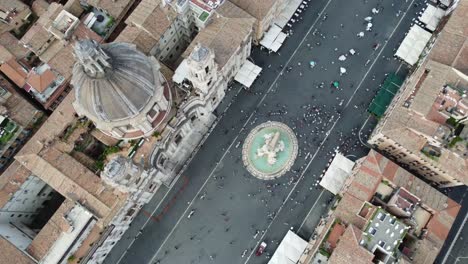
top-left (368, 74), bottom-right (405, 118)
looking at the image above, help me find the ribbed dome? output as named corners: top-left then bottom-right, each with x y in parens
top-left (71, 40), bottom-right (160, 122)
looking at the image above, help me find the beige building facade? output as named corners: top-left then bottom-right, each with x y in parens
top-left (368, 0), bottom-right (468, 187)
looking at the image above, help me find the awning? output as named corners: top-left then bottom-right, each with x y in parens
top-left (269, 230), bottom-right (308, 264)
top-left (273, 0), bottom-right (304, 28)
top-left (260, 24), bottom-right (288, 52)
top-left (172, 59), bottom-right (189, 84)
top-left (418, 4), bottom-right (445, 31)
top-left (368, 74), bottom-right (404, 117)
top-left (395, 24), bottom-right (432, 66)
top-left (319, 153), bottom-right (355, 195)
top-left (234, 60), bottom-right (262, 88)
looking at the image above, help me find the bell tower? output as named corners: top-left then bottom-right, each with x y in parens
top-left (186, 44), bottom-right (217, 95)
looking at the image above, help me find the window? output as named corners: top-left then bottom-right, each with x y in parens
top-left (205, 66), bottom-right (209, 74)
top-left (158, 156), bottom-right (166, 166)
top-left (378, 213), bottom-right (386, 221)
top-left (174, 134), bottom-right (182, 145)
top-left (369, 227), bottom-right (377, 235)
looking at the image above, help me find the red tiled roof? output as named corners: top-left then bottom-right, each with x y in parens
top-left (0, 59), bottom-right (28, 87)
top-left (26, 68), bottom-right (56, 93)
top-left (328, 225), bottom-right (374, 264)
top-left (327, 223), bottom-right (346, 249)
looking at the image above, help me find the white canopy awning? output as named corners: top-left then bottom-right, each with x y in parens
top-left (172, 59), bottom-right (189, 84)
top-left (395, 24), bottom-right (432, 66)
top-left (419, 4), bottom-right (445, 31)
top-left (234, 60), bottom-right (262, 88)
top-left (269, 231), bottom-right (308, 264)
top-left (319, 153), bottom-right (355, 195)
top-left (260, 24), bottom-right (288, 52)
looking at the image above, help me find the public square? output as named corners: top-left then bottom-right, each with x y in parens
top-left (101, 0), bottom-right (457, 263)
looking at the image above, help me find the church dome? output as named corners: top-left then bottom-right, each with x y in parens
top-left (71, 40), bottom-right (161, 122)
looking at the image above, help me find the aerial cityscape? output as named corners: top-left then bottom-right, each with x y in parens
top-left (0, 0), bottom-right (466, 264)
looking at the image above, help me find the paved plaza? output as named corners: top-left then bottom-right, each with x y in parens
top-left (102, 0), bottom-right (440, 263)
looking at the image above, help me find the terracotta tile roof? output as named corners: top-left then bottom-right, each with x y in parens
top-left (334, 193), bottom-right (368, 230)
top-left (183, 1), bottom-right (255, 68)
top-left (0, 32), bottom-right (29, 62)
top-left (377, 60), bottom-right (468, 184)
top-left (349, 150), bottom-right (461, 264)
top-left (63, 0), bottom-right (84, 18)
top-left (0, 0), bottom-right (28, 14)
top-left (0, 59), bottom-right (28, 87)
top-left (14, 92), bottom-right (127, 226)
top-left (26, 199), bottom-right (75, 260)
top-left (0, 45), bottom-right (13, 64)
top-left (20, 24), bottom-right (53, 56)
top-left (115, 25), bottom-right (157, 55)
top-left (0, 75), bottom-right (41, 127)
top-left (228, 0), bottom-right (275, 20)
top-left (0, 237), bottom-right (35, 264)
top-left (26, 68), bottom-right (56, 93)
top-left (0, 161), bottom-right (31, 208)
top-left (328, 225), bottom-right (374, 264)
top-left (31, 0), bottom-right (50, 17)
top-left (373, 0), bottom-right (468, 185)
top-left (43, 24), bottom-right (101, 79)
top-left (429, 0), bottom-right (468, 74)
top-left (126, 0), bottom-right (175, 40)
top-left (46, 44), bottom-right (74, 79)
top-left (36, 2), bottom-right (63, 28)
top-left (0, 0), bottom-right (30, 34)
top-left (327, 223), bottom-right (346, 249)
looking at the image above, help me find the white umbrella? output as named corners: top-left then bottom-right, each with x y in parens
top-left (372, 8), bottom-right (379, 14)
top-left (338, 55), bottom-right (346, 61)
top-left (366, 23), bottom-right (373, 31)
top-left (349, 49), bottom-right (356, 55)
top-left (340, 67), bottom-right (347, 75)
top-left (357, 32), bottom-right (364, 38)
top-left (364, 16), bottom-right (373, 22)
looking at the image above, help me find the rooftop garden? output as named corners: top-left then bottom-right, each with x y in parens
top-left (0, 119), bottom-right (18, 145)
top-left (90, 9), bottom-right (115, 36)
top-left (319, 218), bottom-right (344, 259)
top-left (94, 145), bottom-right (121, 171)
top-left (448, 136), bottom-right (463, 148)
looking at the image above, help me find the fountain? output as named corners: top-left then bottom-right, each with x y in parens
top-left (242, 121), bottom-right (298, 180)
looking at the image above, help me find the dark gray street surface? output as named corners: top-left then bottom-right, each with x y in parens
top-left (435, 186), bottom-right (468, 264)
top-left (101, 0), bottom-right (446, 263)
